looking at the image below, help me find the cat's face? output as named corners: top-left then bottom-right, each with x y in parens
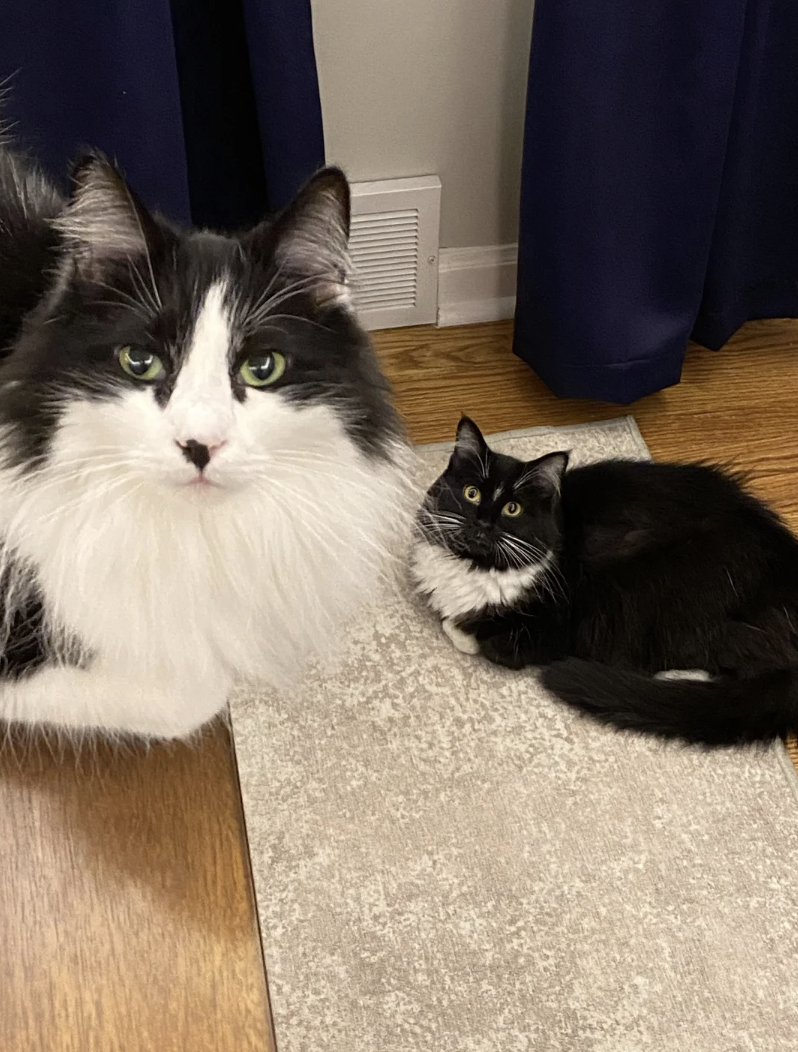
top-left (0, 155), bottom-right (398, 499)
top-left (419, 418), bottom-right (568, 570)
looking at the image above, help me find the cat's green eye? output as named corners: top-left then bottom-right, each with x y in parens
top-left (118, 346), bottom-right (164, 382)
top-left (240, 352), bottom-right (287, 388)
top-left (463, 485), bottom-right (481, 504)
top-left (502, 501), bottom-right (523, 518)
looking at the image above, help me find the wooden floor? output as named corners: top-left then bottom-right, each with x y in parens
top-left (2, 318), bottom-right (798, 1051)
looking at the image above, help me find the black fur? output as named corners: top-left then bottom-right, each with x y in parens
top-left (0, 556), bottom-right (48, 678)
top-left (419, 418), bottom-right (798, 747)
top-left (0, 146), bottom-right (63, 355)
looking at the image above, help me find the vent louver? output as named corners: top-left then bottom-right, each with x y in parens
top-left (349, 176), bottom-right (441, 330)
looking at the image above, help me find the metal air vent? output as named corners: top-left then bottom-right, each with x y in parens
top-left (349, 175), bottom-right (441, 330)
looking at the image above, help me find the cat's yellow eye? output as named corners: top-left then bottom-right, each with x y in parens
top-left (502, 501), bottom-right (523, 517)
top-left (463, 485), bottom-right (481, 503)
top-left (240, 351), bottom-right (286, 388)
top-left (118, 346), bottom-right (164, 382)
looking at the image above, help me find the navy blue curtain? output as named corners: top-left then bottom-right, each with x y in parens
top-left (2, 0), bottom-right (324, 231)
top-left (514, 0), bottom-right (798, 404)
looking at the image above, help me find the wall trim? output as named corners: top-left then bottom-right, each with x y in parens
top-left (437, 243), bottom-right (517, 327)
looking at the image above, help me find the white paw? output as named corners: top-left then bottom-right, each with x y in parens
top-left (655, 669), bottom-right (712, 682)
top-left (441, 618), bottom-right (480, 655)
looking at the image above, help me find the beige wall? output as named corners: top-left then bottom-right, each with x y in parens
top-left (310, 0), bottom-right (535, 250)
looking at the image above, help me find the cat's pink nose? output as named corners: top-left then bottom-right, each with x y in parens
top-left (176, 439), bottom-right (226, 471)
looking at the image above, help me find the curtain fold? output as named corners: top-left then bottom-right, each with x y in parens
top-left (240, 0), bottom-right (325, 213)
top-left (3, 0), bottom-right (191, 221)
top-left (514, 0), bottom-right (798, 404)
top-left (2, 0), bottom-right (324, 230)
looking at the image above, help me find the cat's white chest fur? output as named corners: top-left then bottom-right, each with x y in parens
top-left (0, 408), bottom-right (408, 739)
top-left (410, 537), bottom-right (552, 621)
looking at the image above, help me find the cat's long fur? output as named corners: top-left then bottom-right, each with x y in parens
top-left (0, 142), bottom-right (410, 739)
top-left (412, 418), bottom-right (798, 747)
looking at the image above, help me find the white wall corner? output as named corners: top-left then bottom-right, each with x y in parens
top-left (437, 244), bottom-right (518, 327)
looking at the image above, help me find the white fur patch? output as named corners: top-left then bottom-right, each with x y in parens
top-left (166, 282), bottom-right (236, 448)
top-left (441, 618), bottom-right (480, 655)
top-left (410, 538), bottom-right (553, 621)
top-left (654, 669), bottom-right (712, 682)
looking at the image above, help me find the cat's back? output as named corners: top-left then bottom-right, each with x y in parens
top-left (0, 145), bottom-right (64, 354)
top-left (562, 458), bottom-right (798, 568)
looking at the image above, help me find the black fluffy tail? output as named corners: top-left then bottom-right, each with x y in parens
top-left (541, 659), bottom-right (798, 746)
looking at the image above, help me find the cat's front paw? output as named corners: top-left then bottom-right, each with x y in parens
top-left (480, 634), bottom-right (529, 670)
top-left (441, 618), bottom-right (480, 655)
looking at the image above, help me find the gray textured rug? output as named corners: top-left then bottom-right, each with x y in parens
top-left (231, 418), bottom-right (798, 1052)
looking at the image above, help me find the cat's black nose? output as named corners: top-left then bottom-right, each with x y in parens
top-left (469, 526), bottom-right (493, 552)
top-left (177, 439), bottom-right (220, 471)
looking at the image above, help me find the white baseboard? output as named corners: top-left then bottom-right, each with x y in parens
top-left (437, 243), bottom-right (517, 327)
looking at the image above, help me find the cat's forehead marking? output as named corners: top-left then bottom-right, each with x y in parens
top-left (493, 484), bottom-right (504, 501)
top-left (165, 280), bottom-right (236, 446)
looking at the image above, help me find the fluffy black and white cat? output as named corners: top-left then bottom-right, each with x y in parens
top-left (411, 417), bottom-right (798, 747)
top-left (0, 141), bottom-right (410, 738)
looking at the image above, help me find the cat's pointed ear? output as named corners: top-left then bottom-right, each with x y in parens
top-left (453, 416), bottom-right (487, 460)
top-left (520, 451), bottom-right (569, 496)
top-left (247, 167), bottom-right (352, 308)
top-left (54, 152), bottom-right (162, 276)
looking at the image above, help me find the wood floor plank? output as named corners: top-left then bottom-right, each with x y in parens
top-left (0, 724), bottom-right (274, 1052)
top-left (2, 315), bottom-right (797, 1052)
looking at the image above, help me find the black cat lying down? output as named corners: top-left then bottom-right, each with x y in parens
top-left (411, 417), bottom-right (798, 748)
